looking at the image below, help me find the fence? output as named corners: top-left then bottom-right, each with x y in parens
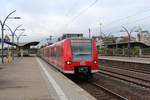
top-left (0, 48), bottom-right (38, 57)
top-left (99, 47), bottom-right (150, 57)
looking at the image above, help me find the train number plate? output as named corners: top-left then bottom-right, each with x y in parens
top-left (80, 61), bottom-right (85, 65)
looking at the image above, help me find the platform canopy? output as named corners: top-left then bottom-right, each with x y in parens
top-left (0, 39), bottom-right (39, 48)
top-left (0, 39), bottom-right (17, 46)
top-left (17, 41), bottom-right (39, 47)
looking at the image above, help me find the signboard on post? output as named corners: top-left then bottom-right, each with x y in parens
top-left (4, 34), bottom-right (12, 64)
top-left (4, 34), bottom-right (10, 42)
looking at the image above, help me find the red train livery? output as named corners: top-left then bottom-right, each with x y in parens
top-left (39, 38), bottom-right (99, 76)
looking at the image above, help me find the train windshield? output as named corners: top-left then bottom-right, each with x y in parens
top-left (71, 39), bottom-right (92, 61)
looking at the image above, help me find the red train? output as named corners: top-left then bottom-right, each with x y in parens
top-left (39, 38), bottom-right (99, 76)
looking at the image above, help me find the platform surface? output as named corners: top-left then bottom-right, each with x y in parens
top-left (99, 56), bottom-right (150, 64)
top-left (0, 57), bottom-right (96, 100)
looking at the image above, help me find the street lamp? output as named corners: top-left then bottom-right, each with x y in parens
top-left (8, 17), bottom-right (21, 19)
top-left (88, 28), bottom-right (91, 39)
top-left (46, 35), bottom-right (54, 45)
top-left (5, 24), bottom-right (23, 60)
top-left (120, 26), bottom-right (136, 57)
top-left (9, 30), bottom-right (26, 57)
top-left (15, 31), bottom-right (26, 46)
top-left (0, 10), bottom-right (21, 64)
top-left (99, 23), bottom-right (102, 37)
top-left (15, 31), bottom-right (27, 57)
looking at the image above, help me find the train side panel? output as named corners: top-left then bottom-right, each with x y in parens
top-left (55, 42), bottom-right (65, 71)
top-left (63, 39), bottom-right (74, 73)
top-left (91, 39), bottom-right (99, 73)
top-left (62, 39), bottom-right (99, 74)
top-left (40, 38), bottom-right (99, 75)
top-left (47, 40), bottom-right (66, 72)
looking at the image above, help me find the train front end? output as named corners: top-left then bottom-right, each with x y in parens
top-left (63, 38), bottom-right (99, 76)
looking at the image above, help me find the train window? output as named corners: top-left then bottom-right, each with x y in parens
top-left (51, 48), bottom-right (54, 57)
top-left (56, 47), bottom-right (59, 57)
top-left (47, 49), bottom-right (49, 57)
top-left (60, 46), bottom-right (63, 57)
top-left (71, 40), bottom-right (92, 60)
top-left (58, 46), bottom-right (63, 57)
top-left (49, 49), bottom-right (51, 57)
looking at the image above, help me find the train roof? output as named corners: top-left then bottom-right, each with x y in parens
top-left (43, 38), bottom-right (92, 48)
top-left (70, 38), bottom-right (92, 40)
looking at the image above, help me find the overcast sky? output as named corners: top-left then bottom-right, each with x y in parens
top-left (0, 0), bottom-right (150, 42)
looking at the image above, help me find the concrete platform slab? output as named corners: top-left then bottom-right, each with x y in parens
top-left (99, 56), bottom-right (150, 64)
top-left (37, 58), bottom-right (97, 100)
top-left (0, 57), bottom-right (53, 100)
top-left (0, 57), bottom-right (97, 100)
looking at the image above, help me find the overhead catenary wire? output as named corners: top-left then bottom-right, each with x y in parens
top-left (59, 0), bottom-right (99, 32)
top-left (59, 1), bottom-right (150, 37)
top-left (123, 15), bottom-right (150, 25)
top-left (64, 0), bottom-right (80, 17)
top-left (103, 7), bottom-right (150, 27)
top-left (104, 14), bottom-right (150, 33)
top-left (91, 7), bottom-right (150, 34)
top-left (67, 0), bottom-right (98, 24)
top-left (88, 7), bottom-right (150, 37)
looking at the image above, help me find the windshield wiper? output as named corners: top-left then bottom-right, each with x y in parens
top-left (74, 53), bottom-right (91, 56)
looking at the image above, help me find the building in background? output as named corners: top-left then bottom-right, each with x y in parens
top-left (92, 36), bottom-right (104, 48)
top-left (137, 30), bottom-right (150, 46)
top-left (115, 36), bottom-right (136, 42)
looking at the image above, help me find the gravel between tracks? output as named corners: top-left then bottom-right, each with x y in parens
top-left (71, 73), bottom-right (150, 100)
top-left (93, 73), bottom-right (150, 100)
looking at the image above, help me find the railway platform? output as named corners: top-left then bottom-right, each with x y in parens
top-left (99, 56), bottom-right (150, 64)
top-left (0, 57), bottom-right (96, 100)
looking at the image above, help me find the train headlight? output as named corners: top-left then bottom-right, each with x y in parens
top-left (66, 61), bottom-right (72, 65)
top-left (93, 60), bottom-right (97, 64)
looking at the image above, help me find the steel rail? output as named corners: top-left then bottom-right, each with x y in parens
top-left (89, 81), bottom-right (128, 100)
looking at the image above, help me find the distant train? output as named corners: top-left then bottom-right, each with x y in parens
top-left (39, 38), bottom-right (99, 76)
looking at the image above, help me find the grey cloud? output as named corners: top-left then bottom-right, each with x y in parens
top-left (1, 0), bottom-right (150, 42)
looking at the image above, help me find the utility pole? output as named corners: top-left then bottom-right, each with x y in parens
top-left (0, 10), bottom-right (18, 64)
top-left (49, 35), bottom-right (53, 41)
top-left (99, 23), bottom-right (102, 38)
top-left (5, 24), bottom-right (23, 60)
top-left (121, 26), bottom-right (136, 57)
top-left (16, 31), bottom-right (26, 46)
top-left (137, 26), bottom-right (142, 41)
top-left (88, 28), bottom-right (91, 39)
top-left (48, 35), bottom-right (53, 45)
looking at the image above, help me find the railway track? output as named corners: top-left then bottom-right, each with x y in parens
top-left (99, 59), bottom-right (150, 75)
top-left (88, 81), bottom-right (128, 100)
top-left (98, 68), bottom-right (150, 89)
top-left (74, 79), bottom-right (128, 100)
top-left (73, 66), bottom-right (150, 100)
top-left (102, 65), bottom-right (150, 74)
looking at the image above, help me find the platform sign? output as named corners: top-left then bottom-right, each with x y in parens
top-left (4, 35), bottom-right (10, 42)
